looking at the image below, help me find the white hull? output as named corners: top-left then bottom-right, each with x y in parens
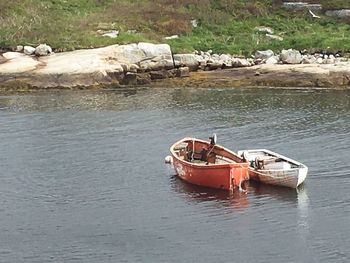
top-left (237, 149), bottom-right (308, 188)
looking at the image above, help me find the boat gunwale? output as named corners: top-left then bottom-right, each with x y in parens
top-left (237, 149), bottom-right (308, 172)
top-left (171, 137), bottom-right (248, 169)
top-left (254, 166), bottom-right (307, 173)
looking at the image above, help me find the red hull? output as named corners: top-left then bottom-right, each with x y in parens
top-left (170, 138), bottom-right (249, 190)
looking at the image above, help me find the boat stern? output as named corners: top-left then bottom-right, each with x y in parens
top-left (229, 163), bottom-right (250, 190)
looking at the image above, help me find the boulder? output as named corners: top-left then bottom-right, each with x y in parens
top-left (112, 43), bottom-right (172, 65)
top-left (254, 58), bottom-right (264, 65)
top-left (15, 45), bottom-right (24, 52)
top-left (316, 57), bottom-right (323, 64)
top-left (232, 58), bottom-right (251, 67)
top-left (211, 54), bottom-right (220, 60)
top-left (173, 54), bottom-right (199, 71)
top-left (24, 46), bottom-right (36, 55)
top-left (280, 49), bottom-right (302, 64)
top-left (218, 54), bottom-right (233, 67)
top-left (282, 2), bottom-right (308, 10)
top-left (255, 26), bottom-right (273, 35)
top-left (206, 61), bottom-right (222, 70)
top-left (177, 67), bottom-right (190, 77)
top-left (283, 2), bottom-right (322, 11)
top-left (167, 69), bottom-right (178, 78)
top-left (247, 58), bottom-right (255, 66)
top-left (255, 50), bottom-right (274, 60)
top-left (150, 70), bottom-right (169, 80)
top-left (301, 55), bottom-right (317, 64)
top-left (265, 56), bottom-right (279, 65)
top-left (307, 4), bottom-right (322, 11)
top-left (325, 9), bottom-right (350, 18)
top-left (0, 52), bottom-right (40, 73)
top-left (139, 57), bottom-right (174, 71)
top-left (164, 35), bottom-right (179, 40)
top-left (122, 72), bottom-right (137, 85)
top-left (2, 52), bottom-right (23, 60)
top-left (136, 73), bottom-right (151, 85)
top-left (138, 42), bottom-right (172, 58)
top-left (35, 44), bottom-right (52, 56)
top-left (219, 54), bottom-right (232, 61)
top-left (102, 30), bottom-right (119, 38)
top-left (112, 43), bottom-right (146, 64)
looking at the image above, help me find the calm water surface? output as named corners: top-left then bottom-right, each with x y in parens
top-left (0, 87), bottom-right (349, 263)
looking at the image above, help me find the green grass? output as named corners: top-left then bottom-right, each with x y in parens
top-left (0, 0), bottom-right (349, 54)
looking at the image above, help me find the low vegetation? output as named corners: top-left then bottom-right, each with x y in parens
top-left (0, 0), bottom-right (349, 55)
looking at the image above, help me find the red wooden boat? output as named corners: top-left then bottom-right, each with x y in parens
top-left (169, 135), bottom-right (249, 191)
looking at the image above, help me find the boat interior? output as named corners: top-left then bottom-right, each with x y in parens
top-left (241, 150), bottom-right (300, 170)
top-left (173, 140), bottom-right (243, 165)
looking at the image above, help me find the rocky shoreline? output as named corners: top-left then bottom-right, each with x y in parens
top-left (0, 42), bottom-right (349, 91)
top-left (152, 63), bottom-right (350, 89)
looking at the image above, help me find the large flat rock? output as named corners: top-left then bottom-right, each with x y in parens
top-left (152, 63), bottom-right (350, 89)
top-left (0, 43), bottom-right (172, 89)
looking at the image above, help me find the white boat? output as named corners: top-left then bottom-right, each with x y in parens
top-left (237, 149), bottom-right (308, 188)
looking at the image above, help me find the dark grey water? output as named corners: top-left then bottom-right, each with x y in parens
top-left (0, 87), bottom-right (349, 263)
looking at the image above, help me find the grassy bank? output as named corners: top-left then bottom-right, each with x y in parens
top-left (0, 0), bottom-right (349, 55)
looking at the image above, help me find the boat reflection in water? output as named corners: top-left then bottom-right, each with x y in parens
top-left (170, 175), bottom-right (250, 211)
top-left (249, 180), bottom-right (308, 203)
top-left (170, 174), bottom-right (309, 214)
top-left (250, 179), bottom-right (310, 235)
